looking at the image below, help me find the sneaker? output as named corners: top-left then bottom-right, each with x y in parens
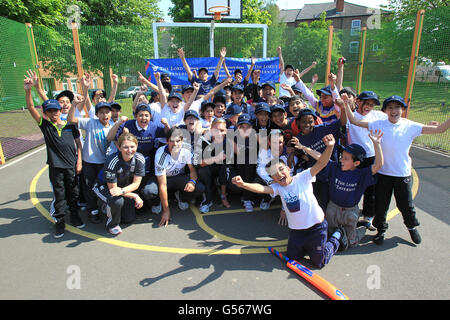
top-left (88, 209), bottom-right (101, 224)
top-left (243, 200), bottom-right (254, 213)
top-left (357, 217), bottom-right (376, 231)
top-left (109, 225), bottom-right (122, 235)
top-left (54, 222), bottom-right (65, 239)
top-left (408, 228), bottom-right (421, 244)
top-left (70, 213), bottom-right (85, 229)
top-left (199, 201), bottom-right (213, 214)
top-left (259, 198), bottom-right (273, 211)
top-left (373, 231), bottom-right (385, 245)
top-left (336, 226), bottom-right (349, 251)
top-left (174, 191), bottom-right (189, 211)
top-left (151, 202), bottom-right (162, 214)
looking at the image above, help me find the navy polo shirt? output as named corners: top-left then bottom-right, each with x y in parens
top-left (103, 151), bottom-right (146, 188)
top-left (323, 161), bottom-right (376, 208)
top-left (116, 120), bottom-right (164, 174)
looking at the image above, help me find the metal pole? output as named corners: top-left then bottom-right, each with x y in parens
top-left (210, 20), bottom-right (215, 57)
top-left (404, 9), bottom-right (425, 118)
top-left (262, 25), bottom-right (267, 58)
top-left (153, 22), bottom-right (159, 59)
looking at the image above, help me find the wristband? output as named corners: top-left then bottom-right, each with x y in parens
top-left (189, 179), bottom-right (197, 185)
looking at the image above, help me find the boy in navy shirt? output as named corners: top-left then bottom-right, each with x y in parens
top-left (322, 130), bottom-right (384, 248)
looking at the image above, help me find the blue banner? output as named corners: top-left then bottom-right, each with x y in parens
top-left (145, 57), bottom-right (280, 85)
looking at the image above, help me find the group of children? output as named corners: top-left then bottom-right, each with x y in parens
top-left (24, 47), bottom-right (450, 269)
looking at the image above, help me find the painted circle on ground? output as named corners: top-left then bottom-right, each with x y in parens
top-left (30, 165), bottom-right (419, 254)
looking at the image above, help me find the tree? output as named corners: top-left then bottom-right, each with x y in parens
top-left (284, 12), bottom-right (342, 77)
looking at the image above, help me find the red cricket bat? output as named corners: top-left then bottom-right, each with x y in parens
top-left (269, 247), bottom-right (349, 300)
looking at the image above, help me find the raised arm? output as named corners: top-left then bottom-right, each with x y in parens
top-left (290, 137), bottom-right (322, 161)
top-left (108, 73), bottom-right (118, 103)
top-left (178, 48), bottom-right (193, 81)
top-left (154, 72), bottom-right (167, 107)
top-left (137, 71), bottom-right (159, 92)
top-left (214, 47), bottom-right (227, 80)
top-left (334, 97), bottom-right (347, 127)
top-left (26, 69), bottom-right (48, 102)
top-left (244, 56), bottom-right (256, 83)
top-left (277, 47), bottom-right (284, 76)
top-left (107, 116), bottom-right (128, 142)
top-left (202, 76), bottom-right (233, 102)
top-left (232, 175), bottom-right (274, 195)
top-left (293, 68), bottom-right (319, 108)
top-left (369, 129), bottom-right (384, 175)
top-left (341, 93), bottom-right (369, 129)
top-left (298, 61), bottom-right (317, 79)
top-left (24, 77), bottom-right (41, 123)
top-left (184, 82), bottom-right (200, 112)
top-left (310, 134), bottom-right (335, 177)
top-left (81, 73), bottom-right (93, 115)
top-left (67, 95), bottom-right (83, 124)
top-left (421, 118), bottom-right (450, 135)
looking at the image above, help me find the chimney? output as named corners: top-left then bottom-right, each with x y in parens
top-left (336, 0), bottom-right (344, 13)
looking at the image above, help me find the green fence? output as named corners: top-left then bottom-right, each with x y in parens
top-left (0, 6), bottom-right (449, 161)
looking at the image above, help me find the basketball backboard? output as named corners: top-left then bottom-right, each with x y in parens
top-left (192, 0), bottom-right (242, 21)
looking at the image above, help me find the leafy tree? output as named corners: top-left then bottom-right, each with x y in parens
top-left (284, 12), bottom-right (342, 78)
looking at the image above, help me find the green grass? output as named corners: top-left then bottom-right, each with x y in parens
top-left (1, 81), bottom-right (449, 153)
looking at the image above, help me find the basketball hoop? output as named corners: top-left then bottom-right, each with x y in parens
top-left (208, 5), bottom-right (231, 21)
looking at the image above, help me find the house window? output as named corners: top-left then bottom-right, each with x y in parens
top-left (62, 80), bottom-right (69, 91)
top-left (349, 41), bottom-right (359, 54)
top-left (372, 43), bottom-right (383, 52)
top-left (70, 78), bottom-right (78, 93)
top-left (92, 78), bottom-right (98, 89)
top-left (351, 19), bottom-right (361, 36)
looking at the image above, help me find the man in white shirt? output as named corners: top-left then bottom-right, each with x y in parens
top-left (232, 134), bottom-right (350, 268)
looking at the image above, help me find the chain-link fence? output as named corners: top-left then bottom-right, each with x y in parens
top-left (0, 6), bottom-right (449, 163)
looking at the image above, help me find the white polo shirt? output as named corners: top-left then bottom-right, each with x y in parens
top-left (368, 118), bottom-right (423, 177)
top-left (154, 145), bottom-right (192, 177)
top-left (347, 110), bottom-right (387, 158)
top-left (270, 169), bottom-right (324, 230)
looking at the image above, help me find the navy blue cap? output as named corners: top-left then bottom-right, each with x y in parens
top-left (95, 101), bottom-right (112, 113)
top-left (55, 90), bottom-right (74, 102)
top-left (168, 92), bottom-right (183, 101)
top-left (110, 102), bottom-right (122, 110)
top-left (135, 103), bottom-right (152, 115)
top-left (231, 84), bottom-right (244, 92)
top-left (42, 99), bottom-right (62, 112)
top-left (181, 84), bottom-right (194, 94)
top-left (340, 143), bottom-right (366, 162)
top-left (316, 85), bottom-right (332, 97)
top-left (382, 95), bottom-right (407, 110)
top-left (223, 104), bottom-right (243, 118)
top-left (297, 108), bottom-right (317, 120)
top-left (291, 84), bottom-right (302, 93)
top-left (237, 114), bottom-right (252, 126)
top-left (184, 109), bottom-right (200, 120)
top-left (270, 104), bottom-right (286, 113)
top-left (198, 67), bottom-right (208, 74)
top-left (262, 82), bottom-right (276, 90)
top-left (357, 91), bottom-right (380, 105)
top-left (255, 102), bottom-right (271, 114)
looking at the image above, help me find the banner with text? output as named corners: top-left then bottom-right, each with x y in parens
top-left (144, 57), bottom-right (280, 86)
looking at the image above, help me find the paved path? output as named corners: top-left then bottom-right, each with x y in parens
top-left (0, 146), bottom-right (449, 301)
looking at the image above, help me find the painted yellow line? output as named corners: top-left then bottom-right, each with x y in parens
top-left (192, 205), bottom-right (288, 247)
top-left (386, 168), bottom-right (420, 221)
top-left (29, 165), bottom-right (286, 255)
top-left (29, 165), bottom-right (419, 255)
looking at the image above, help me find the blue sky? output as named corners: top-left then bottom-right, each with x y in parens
top-left (158, 0), bottom-right (390, 22)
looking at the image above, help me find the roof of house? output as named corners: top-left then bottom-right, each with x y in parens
top-left (279, 1), bottom-right (380, 23)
